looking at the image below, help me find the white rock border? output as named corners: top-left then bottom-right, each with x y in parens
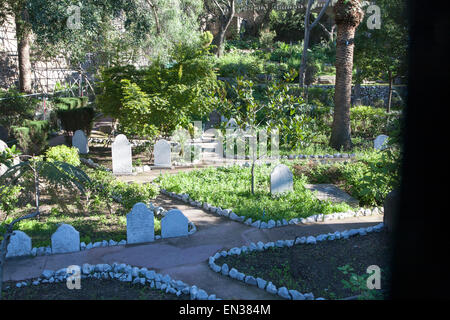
top-left (160, 189), bottom-right (384, 230)
top-left (15, 204), bottom-right (197, 259)
top-left (207, 222), bottom-right (385, 300)
top-left (4, 263), bottom-right (220, 300)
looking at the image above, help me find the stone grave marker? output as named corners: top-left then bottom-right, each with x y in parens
top-left (153, 139), bottom-right (171, 167)
top-left (305, 184), bottom-right (359, 207)
top-left (0, 139), bottom-right (8, 176)
top-left (374, 135), bottom-right (389, 151)
top-left (270, 164), bottom-right (294, 195)
top-left (161, 209), bottom-right (189, 239)
top-left (112, 134), bottom-right (132, 175)
top-left (127, 202), bottom-right (155, 244)
top-left (51, 224), bottom-right (80, 254)
top-left (72, 130), bottom-right (89, 154)
top-left (6, 230), bottom-right (32, 258)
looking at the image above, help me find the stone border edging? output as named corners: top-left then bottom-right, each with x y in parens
top-left (6, 262), bottom-right (220, 300)
top-left (9, 203), bottom-right (197, 259)
top-left (207, 222), bottom-right (385, 300)
top-left (160, 188), bottom-right (384, 230)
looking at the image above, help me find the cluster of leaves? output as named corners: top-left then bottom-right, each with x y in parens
top-left (97, 34), bottom-right (222, 138)
top-left (338, 265), bottom-right (385, 300)
top-left (295, 149), bottom-right (401, 206)
top-left (45, 145), bottom-right (81, 167)
top-left (85, 168), bottom-right (159, 213)
top-left (155, 164), bottom-right (351, 222)
top-left (0, 88), bottom-right (37, 131)
top-left (10, 120), bottom-right (50, 156)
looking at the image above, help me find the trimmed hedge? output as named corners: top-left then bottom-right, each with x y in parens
top-left (56, 106), bottom-right (96, 135)
top-left (11, 120), bottom-right (49, 155)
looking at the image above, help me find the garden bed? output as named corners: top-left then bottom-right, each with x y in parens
top-left (2, 278), bottom-right (189, 300)
top-left (215, 230), bottom-right (391, 300)
top-left (0, 165), bottom-right (160, 247)
top-left (155, 163), bottom-right (353, 223)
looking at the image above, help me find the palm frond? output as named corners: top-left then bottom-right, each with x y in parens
top-left (39, 161), bottom-right (91, 194)
top-left (0, 162), bottom-right (32, 184)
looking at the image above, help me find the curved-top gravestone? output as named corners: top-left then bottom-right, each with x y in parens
top-left (374, 135), bottom-right (389, 151)
top-left (6, 230), bottom-right (32, 258)
top-left (112, 134), bottom-right (132, 175)
top-left (153, 139), bottom-right (171, 167)
top-left (270, 164), bottom-right (294, 195)
top-left (161, 209), bottom-right (189, 239)
top-left (127, 202), bottom-right (155, 244)
top-left (72, 130), bottom-right (89, 154)
top-left (0, 139), bottom-right (8, 176)
top-left (51, 224), bottom-right (80, 254)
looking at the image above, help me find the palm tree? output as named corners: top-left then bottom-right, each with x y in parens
top-left (0, 154), bottom-right (90, 298)
top-left (329, 0), bottom-right (364, 150)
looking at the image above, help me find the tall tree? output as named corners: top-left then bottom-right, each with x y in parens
top-left (208, 0), bottom-right (235, 57)
top-left (0, 0), bottom-right (204, 93)
top-left (329, 0), bottom-right (364, 150)
top-left (0, 1), bottom-right (32, 93)
top-left (354, 0), bottom-right (408, 112)
top-left (298, 0), bottom-right (331, 87)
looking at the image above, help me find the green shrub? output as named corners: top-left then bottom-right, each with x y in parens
top-left (0, 87), bottom-right (37, 132)
top-left (340, 151), bottom-right (401, 206)
top-left (97, 39), bottom-right (220, 137)
top-left (11, 120), bottom-right (49, 155)
top-left (53, 97), bottom-right (89, 110)
top-left (0, 185), bottom-right (22, 216)
top-left (86, 167), bottom-right (159, 212)
top-left (216, 51), bottom-right (265, 79)
top-left (56, 106), bottom-right (96, 136)
top-left (45, 145), bottom-right (81, 167)
top-left (259, 30), bottom-right (276, 49)
top-left (350, 105), bottom-right (391, 139)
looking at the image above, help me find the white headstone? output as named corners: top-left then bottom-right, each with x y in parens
top-left (154, 139), bottom-right (171, 167)
top-left (161, 209), bottom-right (189, 239)
top-left (270, 164), bottom-right (294, 195)
top-left (72, 130), bottom-right (89, 154)
top-left (0, 139), bottom-right (8, 176)
top-left (51, 224), bottom-right (80, 254)
top-left (112, 134), bottom-right (132, 175)
top-left (127, 203), bottom-right (155, 244)
top-left (6, 230), bottom-right (32, 258)
top-left (374, 135), bottom-right (389, 151)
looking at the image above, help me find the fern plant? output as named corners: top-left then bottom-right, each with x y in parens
top-left (0, 154), bottom-right (90, 299)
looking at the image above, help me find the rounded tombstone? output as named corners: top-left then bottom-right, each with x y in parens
top-left (161, 209), bottom-right (189, 239)
top-left (6, 230), bottom-right (32, 258)
top-left (51, 224), bottom-right (80, 254)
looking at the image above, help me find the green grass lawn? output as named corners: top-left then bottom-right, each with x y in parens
top-left (1, 207), bottom-right (162, 248)
top-left (155, 163), bottom-right (351, 222)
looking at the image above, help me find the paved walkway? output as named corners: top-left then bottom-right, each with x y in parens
top-left (3, 194), bottom-right (382, 300)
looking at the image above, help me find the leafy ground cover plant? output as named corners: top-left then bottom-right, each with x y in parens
top-left (155, 163), bottom-right (350, 222)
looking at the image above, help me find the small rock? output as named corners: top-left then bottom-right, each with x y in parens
top-left (278, 287), bottom-right (291, 299)
top-left (306, 236), bottom-right (316, 244)
top-left (256, 278), bottom-right (267, 289)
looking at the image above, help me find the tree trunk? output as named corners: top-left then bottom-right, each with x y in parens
top-left (330, 26), bottom-right (357, 151)
top-left (146, 0), bottom-right (161, 35)
top-left (387, 70), bottom-right (393, 113)
top-left (15, 9), bottom-right (32, 93)
top-left (214, 1), bottom-right (235, 58)
top-left (299, 28), bottom-right (311, 88)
